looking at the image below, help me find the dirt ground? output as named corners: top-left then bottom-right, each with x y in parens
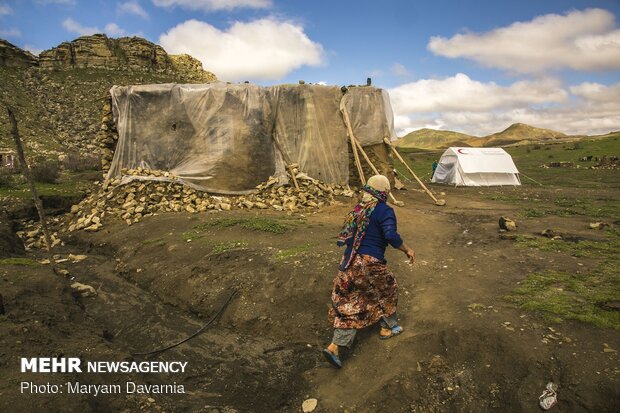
top-left (1, 184), bottom-right (619, 412)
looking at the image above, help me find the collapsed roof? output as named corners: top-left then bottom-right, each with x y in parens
top-left (107, 82), bottom-right (396, 194)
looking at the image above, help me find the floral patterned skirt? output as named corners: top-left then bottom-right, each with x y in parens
top-left (329, 254), bottom-right (398, 329)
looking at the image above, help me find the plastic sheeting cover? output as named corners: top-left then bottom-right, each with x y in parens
top-left (108, 83), bottom-right (395, 194)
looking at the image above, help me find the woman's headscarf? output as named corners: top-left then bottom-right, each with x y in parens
top-left (337, 175), bottom-right (390, 269)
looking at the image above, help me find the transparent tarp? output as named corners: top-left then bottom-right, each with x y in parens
top-left (108, 82), bottom-right (395, 194)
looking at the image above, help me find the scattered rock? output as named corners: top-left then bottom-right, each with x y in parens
top-left (70, 282), bottom-right (97, 298)
top-left (589, 222), bottom-right (609, 230)
top-left (499, 216), bottom-right (517, 231)
top-left (68, 254), bottom-right (88, 262)
top-left (302, 398), bottom-right (318, 412)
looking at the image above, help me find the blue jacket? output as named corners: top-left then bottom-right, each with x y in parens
top-left (338, 202), bottom-right (403, 270)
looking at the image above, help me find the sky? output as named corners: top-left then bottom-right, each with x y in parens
top-left (1, 0), bottom-right (620, 137)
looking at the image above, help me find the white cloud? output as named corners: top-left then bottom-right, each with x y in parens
top-left (118, 1), bottom-right (149, 19)
top-left (62, 18), bottom-right (130, 37)
top-left (159, 18), bottom-right (324, 81)
top-left (0, 28), bottom-right (21, 38)
top-left (389, 74), bottom-right (620, 136)
top-left (152, 0), bottom-right (271, 12)
top-left (570, 81), bottom-right (620, 103)
top-left (0, 4), bottom-right (12, 15)
top-left (104, 23), bottom-right (127, 37)
top-left (391, 63), bottom-right (410, 77)
top-left (62, 18), bottom-right (99, 36)
top-left (389, 73), bottom-right (567, 113)
top-left (428, 8), bottom-right (620, 73)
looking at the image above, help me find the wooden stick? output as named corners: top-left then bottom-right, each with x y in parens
top-left (271, 134), bottom-right (300, 190)
top-left (384, 137), bottom-right (445, 206)
top-left (341, 108), bottom-right (366, 185)
top-left (286, 164), bottom-right (300, 190)
top-left (352, 137), bottom-right (403, 206)
top-left (7, 107), bottom-right (53, 250)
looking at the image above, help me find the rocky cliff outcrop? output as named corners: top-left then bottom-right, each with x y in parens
top-left (0, 39), bottom-right (38, 68)
top-left (169, 54), bottom-right (215, 82)
top-left (39, 34), bottom-right (173, 71)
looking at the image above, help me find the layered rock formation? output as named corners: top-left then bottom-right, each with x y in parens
top-left (39, 34), bottom-right (172, 71)
top-left (0, 39), bottom-right (38, 68)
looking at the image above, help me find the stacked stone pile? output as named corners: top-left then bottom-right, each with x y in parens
top-left (98, 96), bottom-right (117, 176)
top-left (63, 168), bottom-right (354, 233)
top-left (16, 220), bottom-right (64, 251)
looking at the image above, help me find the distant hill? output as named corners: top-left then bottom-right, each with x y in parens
top-left (395, 128), bottom-right (477, 150)
top-left (396, 123), bottom-right (569, 150)
top-left (480, 123), bottom-right (567, 147)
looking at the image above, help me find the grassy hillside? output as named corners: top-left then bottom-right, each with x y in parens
top-left (0, 67), bottom-right (215, 158)
top-left (397, 123), bottom-right (571, 151)
top-left (393, 134), bottom-right (620, 189)
top-left (482, 122), bottom-right (567, 146)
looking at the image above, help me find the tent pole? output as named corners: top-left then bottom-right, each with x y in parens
top-left (383, 137), bottom-right (446, 206)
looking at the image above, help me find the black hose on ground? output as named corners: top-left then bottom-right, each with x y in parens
top-left (131, 288), bottom-right (238, 357)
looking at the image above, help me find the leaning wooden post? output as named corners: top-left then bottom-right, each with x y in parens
top-left (352, 137), bottom-right (404, 206)
top-left (341, 108), bottom-right (366, 185)
top-left (384, 137), bottom-right (446, 206)
top-left (7, 107), bottom-right (53, 250)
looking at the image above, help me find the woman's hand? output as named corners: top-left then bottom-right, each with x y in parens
top-left (404, 247), bottom-right (415, 265)
top-left (398, 243), bottom-right (416, 265)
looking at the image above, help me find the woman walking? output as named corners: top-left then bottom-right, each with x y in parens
top-left (323, 175), bottom-right (415, 368)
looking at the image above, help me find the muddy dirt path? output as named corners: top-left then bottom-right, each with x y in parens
top-left (1, 186), bottom-right (619, 412)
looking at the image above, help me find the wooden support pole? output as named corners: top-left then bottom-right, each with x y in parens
top-left (384, 137), bottom-right (446, 206)
top-left (352, 137), bottom-right (404, 206)
top-left (341, 108), bottom-right (366, 185)
top-left (271, 134), bottom-right (299, 190)
top-left (7, 107), bottom-right (53, 250)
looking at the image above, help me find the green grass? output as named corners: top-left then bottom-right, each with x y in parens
top-left (275, 243), bottom-right (313, 259)
top-left (509, 229), bottom-right (620, 328)
top-left (519, 197), bottom-right (620, 220)
top-left (194, 217), bottom-right (289, 234)
top-left (0, 257), bottom-right (40, 266)
top-left (211, 240), bottom-right (248, 254)
top-left (141, 238), bottom-right (166, 247)
top-left (181, 230), bottom-right (206, 242)
top-left (509, 269), bottom-right (620, 329)
top-left (506, 136), bottom-right (620, 189)
top-left (0, 179), bottom-right (92, 199)
top-left (515, 232), bottom-right (620, 258)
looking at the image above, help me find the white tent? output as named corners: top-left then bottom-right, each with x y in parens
top-left (431, 147), bottom-right (521, 186)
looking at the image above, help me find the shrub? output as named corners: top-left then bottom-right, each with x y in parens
top-left (62, 152), bottom-right (101, 172)
top-left (0, 169), bottom-right (14, 188)
top-left (31, 160), bottom-right (61, 183)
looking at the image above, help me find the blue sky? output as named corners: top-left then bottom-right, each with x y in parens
top-left (1, 0), bottom-right (620, 136)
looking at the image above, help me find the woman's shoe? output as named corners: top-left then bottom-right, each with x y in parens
top-left (379, 325), bottom-right (403, 340)
top-left (322, 348), bottom-right (342, 368)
